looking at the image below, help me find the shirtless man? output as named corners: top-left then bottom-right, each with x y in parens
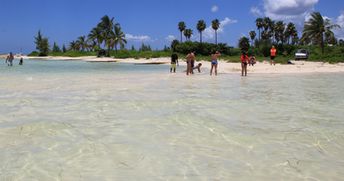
top-left (186, 51), bottom-right (195, 75)
top-left (6, 52), bottom-right (14, 66)
top-left (210, 51), bottom-right (221, 76)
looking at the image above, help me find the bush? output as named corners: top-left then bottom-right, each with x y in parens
top-left (173, 41), bottom-right (232, 56)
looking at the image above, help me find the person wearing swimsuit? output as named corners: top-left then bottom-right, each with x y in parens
top-left (241, 52), bottom-right (249, 76)
top-left (210, 51), bottom-right (221, 76)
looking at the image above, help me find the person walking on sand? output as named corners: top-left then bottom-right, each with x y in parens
top-left (210, 51), bottom-right (221, 76)
top-left (186, 51), bottom-right (195, 75)
top-left (5, 52), bottom-right (14, 66)
top-left (170, 53), bottom-right (178, 73)
top-left (270, 46), bottom-right (277, 65)
top-left (241, 51), bottom-right (249, 76)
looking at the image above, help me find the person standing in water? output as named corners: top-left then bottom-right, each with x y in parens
top-left (241, 51), bottom-right (249, 76)
top-left (5, 52), bottom-right (14, 66)
top-left (186, 51), bottom-right (195, 75)
top-left (270, 45), bottom-right (277, 65)
top-left (170, 53), bottom-right (178, 73)
top-left (210, 51), bottom-right (221, 76)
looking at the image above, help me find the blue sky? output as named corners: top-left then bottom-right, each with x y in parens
top-left (0, 0), bottom-right (343, 54)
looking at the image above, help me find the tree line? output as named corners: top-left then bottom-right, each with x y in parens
top-left (34, 15), bottom-right (127, 57)
top-left (178, 19), bottom-right (220, 44)
top-left (238, 12), bottom-right (341, 55)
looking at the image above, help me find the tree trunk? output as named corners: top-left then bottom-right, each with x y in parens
top-left (321, 35), bottom-right (325, 54)
top-left (200, 32), bottom-right (202, 43)
top-left (215, 30), bottom-right (218, 45)
top-left (180, 31), bottom-right (183, 43)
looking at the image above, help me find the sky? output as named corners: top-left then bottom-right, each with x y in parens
top-left (0, 0), bottom-right (343, 54)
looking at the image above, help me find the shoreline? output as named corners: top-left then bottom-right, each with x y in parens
top-left (2, 55), bottom-right (344, 74)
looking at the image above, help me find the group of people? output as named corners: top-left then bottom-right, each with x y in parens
top-left (170, 52), bottom-right (202, 75)
top-left (4, 52), bottom-right (23, 66)
top-left (170, 45), bottom-right (277, 77)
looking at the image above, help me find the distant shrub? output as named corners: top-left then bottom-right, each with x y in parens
top-left (173, 41), bottom-right (232, 56)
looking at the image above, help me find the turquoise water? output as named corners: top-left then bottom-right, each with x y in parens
top-left (1, 59), bottom-right (344, 180)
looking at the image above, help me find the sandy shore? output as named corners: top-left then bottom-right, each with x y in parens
top-left (5, 55), bottom-right (344, 74)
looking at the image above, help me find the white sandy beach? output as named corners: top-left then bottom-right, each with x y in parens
top-left (2, 55), bottom-right (344, 74)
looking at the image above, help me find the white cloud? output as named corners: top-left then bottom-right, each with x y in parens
top-left (336, 12), bottom-right (344, 27)
top-left (126, 34), bottom-right (151, 42)
top-left (262, 0), bottom-right (319, 25)
top-left (335, 12), bottom-right (344, 39)
top-left (202, 17), bottom-right (238, 40)
top-left (165, 35), bottom-right (176, 42)
top-left (211, 5), bottom-right (219, 13)
top-left (250, 6), bottom-right (263, 17)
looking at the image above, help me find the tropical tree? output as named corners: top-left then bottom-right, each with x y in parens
top-left (285, 22), bottom-right (297, 44)
top-left (76, 36), bottom-right (87, 51)
top-left (171, 39), bottom-right (179, 52)
top-left (62, 44), bottom-right (67, 53)
top-left (98, 15), bottom-right (115, 56)
top-left (178, 21), bottom-right (186, 42)
top-left (274, 21), bottom-right (285, 44)
top-left (255, 18), bottom-right (263, 40)
top-left (183, 29), bottom-right (193, 41)
top-left (34, 30), bottom-right (50, 56)
top-left (52, 42), bottom-right (61, 52)
top-left (69, 41), bottom-right (79, 51)
top-left (212, 19), bottom-right (220, 44)
top-left (301, 12), bottom-right (340, 54)
top-left (112, 23), bottom-right (127, 52)
top-left (238, 37), bottom-right (250, 52)
top-left (325, 31), bottom-right (337, 45)
top-left (197, 20), bottom-right (206, 43)
top-left (249, 31), bottom-right (256, 46)
top-left (88, 27), bottom-right (103, 50)
top-left (262, 17), bottom-right (272, 31)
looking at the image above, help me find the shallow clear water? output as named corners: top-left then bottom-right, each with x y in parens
top-left (1, 59), bottom-right (344, 180)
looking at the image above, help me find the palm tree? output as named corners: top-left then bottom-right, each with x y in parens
top-left (249, 31), bottom-right (256, 46)
top-left (302, 12), bottom-right (340, 54)
top-left (255, 18), bottom-right (263, 41)
top-left (69, 41), bottom-right (79, 51)
top-left (325, 31), bottom-right (337, 45)
top-left (285, 22), bottom-right (297, 44)
top-left (178, 21), bottom-right (186, 42)
top-left (197, 20), bottom-right (206, 43)
top-left (262, 17), bottom-right (272, 31)
top-left (274, 21), bottom-right (285, 44)
top-left (112, 23), bottom-right (127, 52)
top-left (183, 29), bottom-right (193, 41)
top-left (212, 19), bottom-right (220, 44)
top-left (238, 37), bottom-right (250, 52)
top-left (76, 36), bottom-right (87, 51)
top-left (88, 27), bottom-right (103, 50)
top-left (98, 15), bottom-right (115, 56)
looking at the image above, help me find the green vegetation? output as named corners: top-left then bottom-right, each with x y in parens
top-left (34, 30), bottom-right (50, 56)
top-left (31, 15), bottom-right (127, 57)
top-left (29, 12), bottom-right (343, 63)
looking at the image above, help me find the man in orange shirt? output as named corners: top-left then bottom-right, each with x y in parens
top-left (270, 46), bottom-right (276, 65)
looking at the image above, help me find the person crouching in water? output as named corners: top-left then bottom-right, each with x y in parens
top-left (249, 55), bottom-right (256, 66)
top-left (241, 51), bottom-right (249, 76)
top-left (210, 51), bottom-right (221, 76)
top-left (170, 53), bottom-right (178, 73)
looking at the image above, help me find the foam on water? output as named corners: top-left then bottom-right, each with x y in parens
top-left (1, 59), bottom-right (344, 180)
